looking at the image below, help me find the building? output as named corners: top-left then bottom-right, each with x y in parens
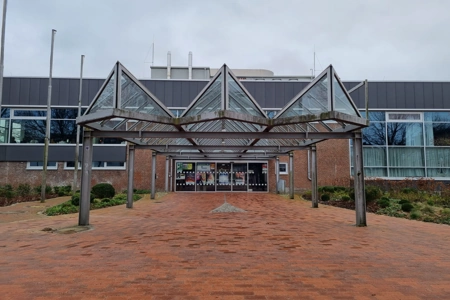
top-left (0, 61), bottom-right (449, 194)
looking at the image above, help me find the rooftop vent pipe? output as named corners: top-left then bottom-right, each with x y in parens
top-left (167, 51), bottom-right (171, 79)
top-left (188, 51), bottom-right (193, 79)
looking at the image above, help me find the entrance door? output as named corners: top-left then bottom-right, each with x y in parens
top-left (232, 163), bottom-right (247, 191)
top-left (216, 163), bottom-right (232, 191)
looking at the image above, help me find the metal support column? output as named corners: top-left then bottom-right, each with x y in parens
top-left (169, 158), bottom-right (173, 192)
top-left (78, 130), bottom-right (93, 226)
top-left (275, 156), bottom-right (280, 194)
top-left (353, 131), bottom-right (367, 226)
top-left (165, 156), bottom-right (169, 192)
top-left (126, 144), bottom-right (135, 208)
top-left (311, 145), bottom-right (318, 208)
top-left (151, 151), bottom-right (156, 199)
top-left (289, 152), bottom-right (294, 199)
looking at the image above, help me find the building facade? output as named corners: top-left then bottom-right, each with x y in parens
top-left (1, 67), bottom-right (449, 192)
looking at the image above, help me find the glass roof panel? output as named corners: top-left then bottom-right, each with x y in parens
top-left (333, 75), bottom-right (359, 116)
top-left (183, 72), bottom-right (223, 117)
top-left (89, 74), bottom-right (115, 114)
top-left (227, 72), bottom-right (266, 118)
top-left (277, 75), bottom-right (329, 118)
top-left (121, 72), bottom-right (171, 117)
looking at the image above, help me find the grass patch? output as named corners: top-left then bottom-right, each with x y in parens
top-left (44, 193), bottom-right (142, 216)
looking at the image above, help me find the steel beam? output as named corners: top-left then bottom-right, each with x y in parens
top-left (134, 145), bottom-right (310, 151)
top-left (151, 151), bottom-right (156, 199)
top-left (90, 130), bottom-right (356, 140)
top-left (276, 156), bottom-right (280, 194)
top-left (289, 152), bottom-right (294, 199)
top-left (353, 131), bottom-right (367, 226)
top-left (165, 156), bottom-right (169, 192)
top-left (311, 145), bottom-right (318, 208)
top-left (126, 144), bottom-right (135, 208)
top-left (79, 130), bottom-right (93, 226)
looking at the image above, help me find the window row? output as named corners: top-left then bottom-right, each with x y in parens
top-left (27, 161), bottom-right (126, 170)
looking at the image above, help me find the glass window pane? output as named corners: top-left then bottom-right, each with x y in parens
top-left (13, 110), bottom-right (46, 117)
top-left (362, 122), bottom-right (386, 145)
top-left (1, 108), bottom-right (10, 118)
top-left (388, 147), bottom-right (424, 167)
top-left (387, 122), bottom-right (423, 146)
top-left (333, 76), bottom-right (358, 116)
top-left (183, 73), bottom-right (222, 117)
top-left (0, 119), bottom-right (9, 143)
top-left (363, 147), bottom-right (387, 166)
top-left (427, 168), bottom-right (450, 177)
top-left (88, 74), bottom-right (115, 113)
top-left (389, 168), bottom-right (425, 177)
top-left (364, 167), bottom-right (387, 177)
top-left (175, 162), bottom-right (196, 191)
top-left (11, 119), bottom-right (46, 143)
top-left (387, 113), bottom-right (421, 121)
top-left (51, 120), bottom-right (77, 143)
top-left (425, 123), bottom-right (450, 146)
top-left (51, 108), bottom-right (78, 119)
top-left (278, 75), bottom-right (328, 118)
top-left (105, 162), bottom-right (125, 167)
top-left (248, 163), bottom-right (268, 192)
top-left (196, 162), bottom-right (216, 192)
top-left (228, 72), bottom-right (265, 117)
top-left (424, 112), bottom-right (450, 122)
top-left (426, 148), bottom-right (450, 167)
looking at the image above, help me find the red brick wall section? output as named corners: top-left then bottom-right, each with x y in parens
top-left (0, 141), bottom-right (351, 193)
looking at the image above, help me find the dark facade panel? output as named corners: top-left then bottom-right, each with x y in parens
top-left (0, 145), bottom-right (126, 162)
top-left (386, 83), bottom-right (396, 109)
top-left (414, 82), bottom-right (425, 108)
top-left (3, 77), bottom-right (450, 110)
top-left (433, 83), bottom-right (444, 108)
top-left (423, 83), bottom-right (434, 109)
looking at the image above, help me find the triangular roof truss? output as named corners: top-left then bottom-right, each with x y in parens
top-left (77, 62), bottom-right (368, 159)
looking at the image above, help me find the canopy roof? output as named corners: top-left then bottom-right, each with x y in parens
top-left (77, 62), bottom-right (368, 159)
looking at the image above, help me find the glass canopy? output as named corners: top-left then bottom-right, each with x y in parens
top-left (77, 62), bottom-right (367, 159)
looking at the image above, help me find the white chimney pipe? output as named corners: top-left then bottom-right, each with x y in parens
top-left (167, 51), bottom-right (171, 79)
top-left (188, 51), bottom-right (193, 80)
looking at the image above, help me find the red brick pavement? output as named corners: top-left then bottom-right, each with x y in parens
top-left (1, 193), bottom-right (450, 299)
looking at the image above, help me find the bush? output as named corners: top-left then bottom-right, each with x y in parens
top-left (321, 193), bottom-right (330, 201)
top-left (421, 205), bottom-right (434, 214)
top-left (427, 199), bottom-right (435, 206)
top-left (401, 187), bottom-right (417, 194)
top-left (34, 185), bottom-right (52, 195)
top-left (341, 195), bottom-right (351, 201)
top-left (399, 199), bottom-right (410, 205)
top-left (377, 198), bottom-right (390, 208)
top-left (302, 191), bottom-right (312, 200)
top-left (410, 210), bottom-right (422, 220)
top-left (401, 202), bottom-right (414, 212)
top-left (71, 192), bottom-right (94, 206)
top-left (0, 184), bottom-right (15, 199)
top-left (16, 184), bottom-right (32, 197)
top-left (365, 186), bottom-right (382, 202)
top-left (91, 183), bottom-right (115, 199)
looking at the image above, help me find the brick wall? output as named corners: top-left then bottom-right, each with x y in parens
top-left (0, 141), bottom-right (351, 193)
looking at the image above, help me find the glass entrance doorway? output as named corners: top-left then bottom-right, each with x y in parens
top-left (175, 161), bottom-right (268, 192)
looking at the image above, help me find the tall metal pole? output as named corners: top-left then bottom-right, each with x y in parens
top-left (0, 0), bottom-right (8, 115)
top-left (41, 29), bottom-right (56, 202)
top-left (73, 54), bottom-right (84, 193)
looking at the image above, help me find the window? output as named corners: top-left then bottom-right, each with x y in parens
top-left (27, 161), bottom-right (58, 170)
top-left (93, 161), bottom-right (126, 170)
top-left (64, 161), bottom-right (81, 170)
top-left (278, 162), bottom-right (288, 175)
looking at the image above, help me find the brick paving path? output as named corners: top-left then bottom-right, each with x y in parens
top-left (1, 193), bottom-right (450, 299)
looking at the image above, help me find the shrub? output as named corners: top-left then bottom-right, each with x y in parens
top-left (421, 205), bottom-right (434, 214)
top-left (71, 193), bottom-right (94, 206)
top-left (16, 184), bottom-right (32, 197)
top-left (401, 202), bottom-right (414, 212)
top-left (399, 199), bottom-right (410, 205)
top-left (377, 198), bottom-right (390, 208)
top-left (135, 189), bottom-right (151, 194)
top-left (401, 187), bottom-right (417, 194)
top-left (341, 195), bottom-right (351, 201)
top-left (321, 193), bottom-right (330, 201)
top-left (365, 186), bottom-right (382, 202)
top-left (334, 186), bottom-right (348, 192)
top-left (410, 210), bottom-right (422, 220)
top-left (91, 183), bottom-right (115, 199)
top-left (0, 184), bottom-right (15, 199)
top-left (302, 191), bottom-right (312, 200)
top-left (427, 199), bottom-right (435, 206)
top-left (34, 185), bottom-right (52, 195)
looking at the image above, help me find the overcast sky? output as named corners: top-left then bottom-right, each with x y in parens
top-left (3, 0), bottom-right (450, 80)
